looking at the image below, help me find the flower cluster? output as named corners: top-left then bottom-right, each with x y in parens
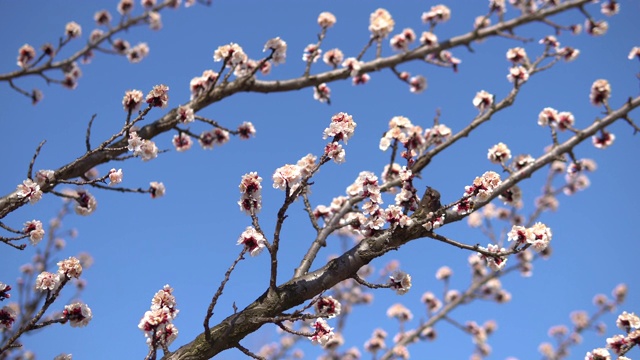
top-left (172, 133), bottom-right (193, 152)
top-left (590, 79), bottom-right (611, 106)
top-left (264, 37), bottom-right (287, 65)
top-left (473, 90), bottom-right (494, 112)
top-left (128, 131), bottom-right (159, 161)
top-left (323, 48), bottom-right (344, 68)
top-left (16, 179), bottom-right (42, 204)
top-left (145, 84), bottom-right (169, 108)
top-left (537, 107), bottom-right (576, 131)
top-left (176, 105), bottom-right (194, 124)
top-left (0, 305), bottom-right (17, 329)
top-left (318, 12), bottom-right (336, 28)
top-left (487, 142), bottom-right (511, 164)
top-left (387, 303), bottom-right (413, 321)
top-left (149, 181), bottom-right (165, 198)
top-left (238, 172), bottom-right (263, 215)
top-left (369, 8), bottom-right (394, 38)
top-left (199, 128), bottom-right (229, 149)
top-left (122, 89), bottom-right (144, 112)
top-left (23, 220), bottom-right (45, 245)
top-left (214, 43), bottom-right (247, 67)
top-left (138, 285), bottom-right (179, 351)
top-left (237, 226), bottom-right (267, 256)
top-left (70, 189), bottom-right (97, 216)
top-left (303, 44), bottom-right (321, 63)
top-left (477, 244), bottom-right (508, 271)
top-left (314, 296), bottom-right (341, 318)
top-left (454, 171), bottom-right (502, 215)
top-left (309, 318), bottom-right (334, 346)
top-left (17, 44), bottom-right (36, 69)
top-left (388, 270), bottom-right (412, 295)
top-left (63, 302), bottom-right (92, 327)
top-left (189, 70), bottom-right (219, 100)
top-left (390, 28), bottom-right (416, 52)
top-left (313, 83), bottom-right (331, 103)
top-left (507, 65), bottom-right (529, 84)
top-left (422, 5), bottom-right (451, 24)
top-left (507, 222), bottom-right (552, 251)
top-left (0, 283), bottom-right (11, 301)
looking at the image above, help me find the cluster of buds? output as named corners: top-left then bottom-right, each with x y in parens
top-left (238, 172), bottom-right (263, 215)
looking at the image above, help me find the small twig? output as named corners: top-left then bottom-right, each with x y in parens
top-left (27, 140), bottom-right (46, 180)
top-left (235, 343), bottom-right (265, 360)
top-left (85, 114), bottom-right (97, 152)
top-left (204, 249), bottom-right (247, 337)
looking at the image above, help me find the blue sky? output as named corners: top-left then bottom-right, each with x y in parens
top-left (1, 1), bottom-right (639, 359)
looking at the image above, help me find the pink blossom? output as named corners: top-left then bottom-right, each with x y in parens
top-left (23, 220), bottom-right (44, 245)
top-left (108, 168), bottom-right (123, 185)
top-left (17, 179), bottom-right (42, 204)
top-left (150, 182), bottom-right (165, 198)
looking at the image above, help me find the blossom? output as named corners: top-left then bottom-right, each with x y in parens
top-left (487, 142), bottom-right (511, 164)
top-left (272, 164), bottom-right (302, 191)
top-left (384, 205), bottom-right (413, 228)
top-left (409, 75), bottom-right (427, 93)
top-left (74, 190), bottom-right (97, 216)
top-left (112, 38), bottom-right (130, 54)
top-left (369, 8), bottom-right (394, 38)
top-left (499, 185), bottom-right (522, 206)
top-left (424, 124), bottom-right (452, 146)
top-left (538, 107), bottom-right (559, 127)
top-left (474, 15), bottom-right (491, 30)
top-left (65, 21), bottom-right (82, 38)
top-left (302, 44), bottom-right (321, 63)
top-left (465, 171), bottom-right (502, 201)
top-left (324, 142), bottom-right (345, 164)
top-left (58, 256), bottom-right (83, 279)
top-left (559, 46), bottom-right (580, 62)
top-left (584, 348), bottom-right (610, 360)
top-left (629, 47), bottom-right (640, 61)
top-left (313, 83), bottom-right (331, 103)
top-left (126, 42), bottom-right (149, 63)
top-left (473, 90), bottom-right (493, 111)
top-left (556, 111), bottom-right (575, 130)
top-left (315, 296), bottom-right (341, 318)
top-left (318, 12), bottom-right (336, 28)
top-left (601, 1), bottom-right (620, 16)
top-left (342, 57), bottom-right (362, 77)
top-left (35, 271), bottom-right (60, 291)
top-left (309, 318), bottom-right (334, 346)
top-left (237, 121), bottom-right (256, 139)
top-left (199, 128), bottom-right (229, 149)
top-left (323, 112), bottom-right (357, 144)
top-left (540, 35), bottom-right (560, 48)
top-left (117, 0), bottom-right (134, 15)
top-left (506, 47), bottom-right (527, 64)
top-left (264, 37), bottom-right (287, 65)
top-left (172, 133), bottom-right (192, 152)
top-left (528, 222), bottom-right (552, 251)
top-left (435, 266), bottom-right (452, 280)
top-left (387, 303), bottom-right (412, 321)
top-left (145, 83), bottom-right (170, 108)
top-left (323, 48), bottom-right (344, 68)
top-left (388, 271), bottom-right (412, 295)
top-left (23, 220), bottom-right (45, 245)
top-left (17, 179), bottom-right (42, 204)
top-left (94, 9), bottom-right (112, 25)
top-left (422, 292), bottom-right (442, 313)
top-left (590, 79), bottom-right (611, 106)
top-left (148, 11), bottom-right (162, 30)
top-left (616, 311), bottom-right (640, 331)
top-left (592, 129), bottom-right (615, 149)
top-left (108, 168), bottom-right (123, 185)
top-left (585, 19), bottom-right (608, 36)
top-left (62, 302), bottom-right (92, 327)
top-left (122, 89), bottom-right (144, 112)
top-left (420, 31), bottom-right (438, 46)
top-left (238, 172), bottom-right (262, 214)
top-left (390, 28), bottom-right (416, 51)
top-left (478, 244), bottom-right (507, 271)
top-left (507, 66), bottom-right (529, 84)
top-left (213, 43), bottom-right (247, 67)
top-left (0, 306), bottom-right (17, 329)
top-left (237, 226), bottom-right (267, 256)
top-left (422, 5), bottom-right (451, 24)
top-left (0, 283), bottom-right (10, 301)
top-left (149, 182), bottom-right (165, 198)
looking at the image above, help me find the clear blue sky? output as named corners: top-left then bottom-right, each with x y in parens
top-left (1, 1), bottom-right (639, 359)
